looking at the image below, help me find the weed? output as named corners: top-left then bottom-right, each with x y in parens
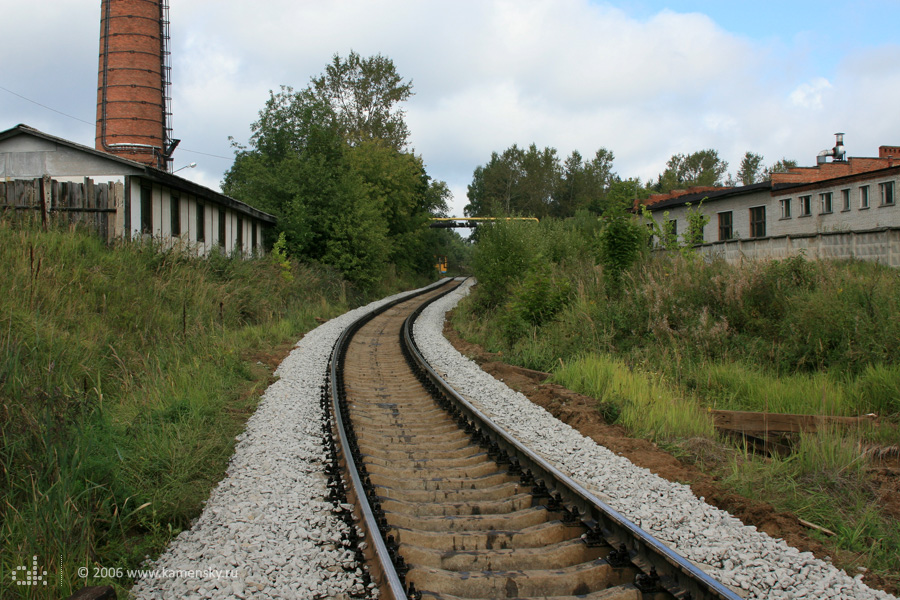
top-left (0, 220), bottom-right (365, 598)
top-left (456, 216), bottom-right (900, 586)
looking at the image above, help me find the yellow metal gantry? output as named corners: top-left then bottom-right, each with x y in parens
top-left (429, 217), bottom-right (539, 228)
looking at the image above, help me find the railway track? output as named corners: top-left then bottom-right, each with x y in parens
top-left (325, 279), bottom-right (742, 600)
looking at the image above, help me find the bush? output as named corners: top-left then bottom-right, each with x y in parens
top-left (597, 209), bottom-right (647, 287)
top-left (470, 220), bottom-right (541, 308)
top-left (499, 264), bottom-right (572, 344)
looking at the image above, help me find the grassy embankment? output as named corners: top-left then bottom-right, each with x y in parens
top-left (0, 220), bottom-right (431, 598)
top-left (452, 216), bottom-right (900, 588)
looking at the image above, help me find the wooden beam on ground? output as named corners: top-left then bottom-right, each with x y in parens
top-left (710, 409), bottom-right (878, 436)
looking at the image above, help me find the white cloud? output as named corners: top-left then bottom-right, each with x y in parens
top-left (3, 0), bottom-right (899, 218)
top-left (788, 77), bottom-right (833, 110)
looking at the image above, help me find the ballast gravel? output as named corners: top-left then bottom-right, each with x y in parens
top-left (131, 281), bottom-right (445, 600)
top-left (132, 277), bottom-right (895, 600)
top-left (413, 279), bottom-right (896, 600)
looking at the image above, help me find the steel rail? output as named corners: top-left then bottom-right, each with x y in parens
top-left (401, 293), bottom-right (743, 600)
top-left (327, 278), bottom-right (462, 600)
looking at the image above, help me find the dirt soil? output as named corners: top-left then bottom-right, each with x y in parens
top-left (443, 320), bottom-right (899, 595)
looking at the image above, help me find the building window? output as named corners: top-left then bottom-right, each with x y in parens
top-left (780, 198), bottom-right (792, 219)
top-left (218, 208), bottom-right (226, 248)
top-left (800, 195), bottom-right (812, 216)
top-left (667, 219), bottom-right (677, 239)
top-left (718, 211), bottom-right (733, 241)
top-left (860, 185), bottom-right (870, 209)
top-left (251, 222), bottom-right (258, 251)
top-left (820, 192), bottom-right (833, 214)
top-left (880, 181), bottom-right (895, 206)
top-left (140, 185), bottom-right (152, 234)
top-left (749, 206), bottom-right (766, 238)
top-left (170, 194), bottom-right (181, 236)
top-left (841, 189), bottom-right (851, 212)
top-left (236, 216), bottom-right (244, 253)
top-left (196, 203), bottom-right (205, 242)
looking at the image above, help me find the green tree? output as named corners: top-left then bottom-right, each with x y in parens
top-left (465, 144), bottom-right (616, 219)
top-left (763, 158), bottom-right (799, 179)
top-left (308, 50), bottom-right (414, 150)
top-left (222, 53), bottom-right (445, 287)
top-left (654, 149), bottom-right (728, 192)
top-left (555, 148), bottom-right (616, 216)
top-left (606, 178), bottom-right (649, 213)
top-left (519, 144), bottom-right (560, 217)
top-left (465, 146), bottom-right (525, 217)
top-left (737, 151), bottom-right (766, 185)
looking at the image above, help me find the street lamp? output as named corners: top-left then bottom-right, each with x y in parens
top-left (173, 162), bottom-right (197, 173)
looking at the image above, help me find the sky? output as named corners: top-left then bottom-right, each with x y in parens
top-left (3, 0), bottom-right (899, 218)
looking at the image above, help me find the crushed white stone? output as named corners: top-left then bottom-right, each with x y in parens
top-left (131, 282), bottom-right (444, 600)
top-left (413, 279), bottom-right (896, 600)
top-left (132, 277), bottom-right (895, 600)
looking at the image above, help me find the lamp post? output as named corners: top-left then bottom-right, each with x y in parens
top-left (173, 162), bottom-right (197, 173)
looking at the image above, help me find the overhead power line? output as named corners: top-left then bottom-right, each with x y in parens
top-left (0, 85), bottom-right (95, 126)
top-left (1, 84), bottom-right (234, 162)
top-left (179, 148), bottom-right (232, 160)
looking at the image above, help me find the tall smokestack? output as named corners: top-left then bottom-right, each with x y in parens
top-left (96, 0), bottom-right (177, 170)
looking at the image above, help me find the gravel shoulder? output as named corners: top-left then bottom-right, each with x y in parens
top-left (130, 278), bottom-right (895, 600)
top-left (414, 279), bottom-right (896, 600)
top-left (130, 282), bottom-right (444, 600)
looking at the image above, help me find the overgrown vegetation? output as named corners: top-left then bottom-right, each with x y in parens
top-left (223, 51), bottom-right (469, 288)
top-left (454, 217), bottom-right (900, 588)
top-left (462, 143), bottom-right (802, 220)
top-left (0, 220), bottom-right (428, 598)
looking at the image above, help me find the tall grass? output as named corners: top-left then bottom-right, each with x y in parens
top-left (0, 220), bottom-right (360, 598)
top-left (456, 217), bottom-right (900, 588)
top-left (552, 354), bottom-right (715, 440)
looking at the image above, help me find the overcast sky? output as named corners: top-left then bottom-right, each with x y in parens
top-left (3, 0), bottom-right (899, 217)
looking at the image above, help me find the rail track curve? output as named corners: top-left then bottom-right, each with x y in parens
top-left (324, 278), bottom-right (742, 600)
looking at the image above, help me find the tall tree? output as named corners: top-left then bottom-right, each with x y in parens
top-left (763, 158), bottom-right (799, 179)
top-left (223, 53), bottom-right (445, 287)
top-left (519, 144), bottom-right (560, 217)
top-left (737, 151), bottom-right (766, 185)
top-left (465, 146), bottom-right (526, 217)
top-left (554, 148), bottom-right (616, 216)
top-left (308, 50), bottom-right (413, 150)
top-left (465, 144), bottom-right (616, 219)
top-left (654, 149), bottom-right (728, 192)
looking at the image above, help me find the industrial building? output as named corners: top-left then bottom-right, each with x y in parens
top-left (0, 124), bottom-right (275, 254)
top-left (0, 0), bottom-right (275, 253)
top-left (641, 135), bottom-right (900, 266)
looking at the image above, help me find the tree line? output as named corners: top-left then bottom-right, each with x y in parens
top-left (464, 145), bottom-right (798, 219)
top-left (223, 51), bottom-right (464, 289)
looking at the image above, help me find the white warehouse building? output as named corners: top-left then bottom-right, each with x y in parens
top-left (0, 124), bottom-right (275, 254)
top-left (641, 137), bottom-right (900, 266)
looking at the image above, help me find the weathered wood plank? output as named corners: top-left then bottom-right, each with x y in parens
top-left (0, 177), bottom-right (119, 241)
top-left (710, 409), bottom-right (878, 435)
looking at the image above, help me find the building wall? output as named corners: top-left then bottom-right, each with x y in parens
top-left (650, 189), bottom-right (772, 244)
top-left (0, 136), bottom-right (142, 179)
top-left (650, 172), bottom-right (899, 245)
top-left (691, 227), bottom-right (900, 268)
top-left (126, 177), bottom-right (264, 256)
top-left (771, 173), bottom-right (899, 235)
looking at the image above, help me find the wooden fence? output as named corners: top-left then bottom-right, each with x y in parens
top-left (0, 176), bottom-right (123, 242)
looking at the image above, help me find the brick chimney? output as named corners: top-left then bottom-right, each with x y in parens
top-left (880, 146), bottom-right (900, 160)
top-left (96, 0), bottom-right (175, 170)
